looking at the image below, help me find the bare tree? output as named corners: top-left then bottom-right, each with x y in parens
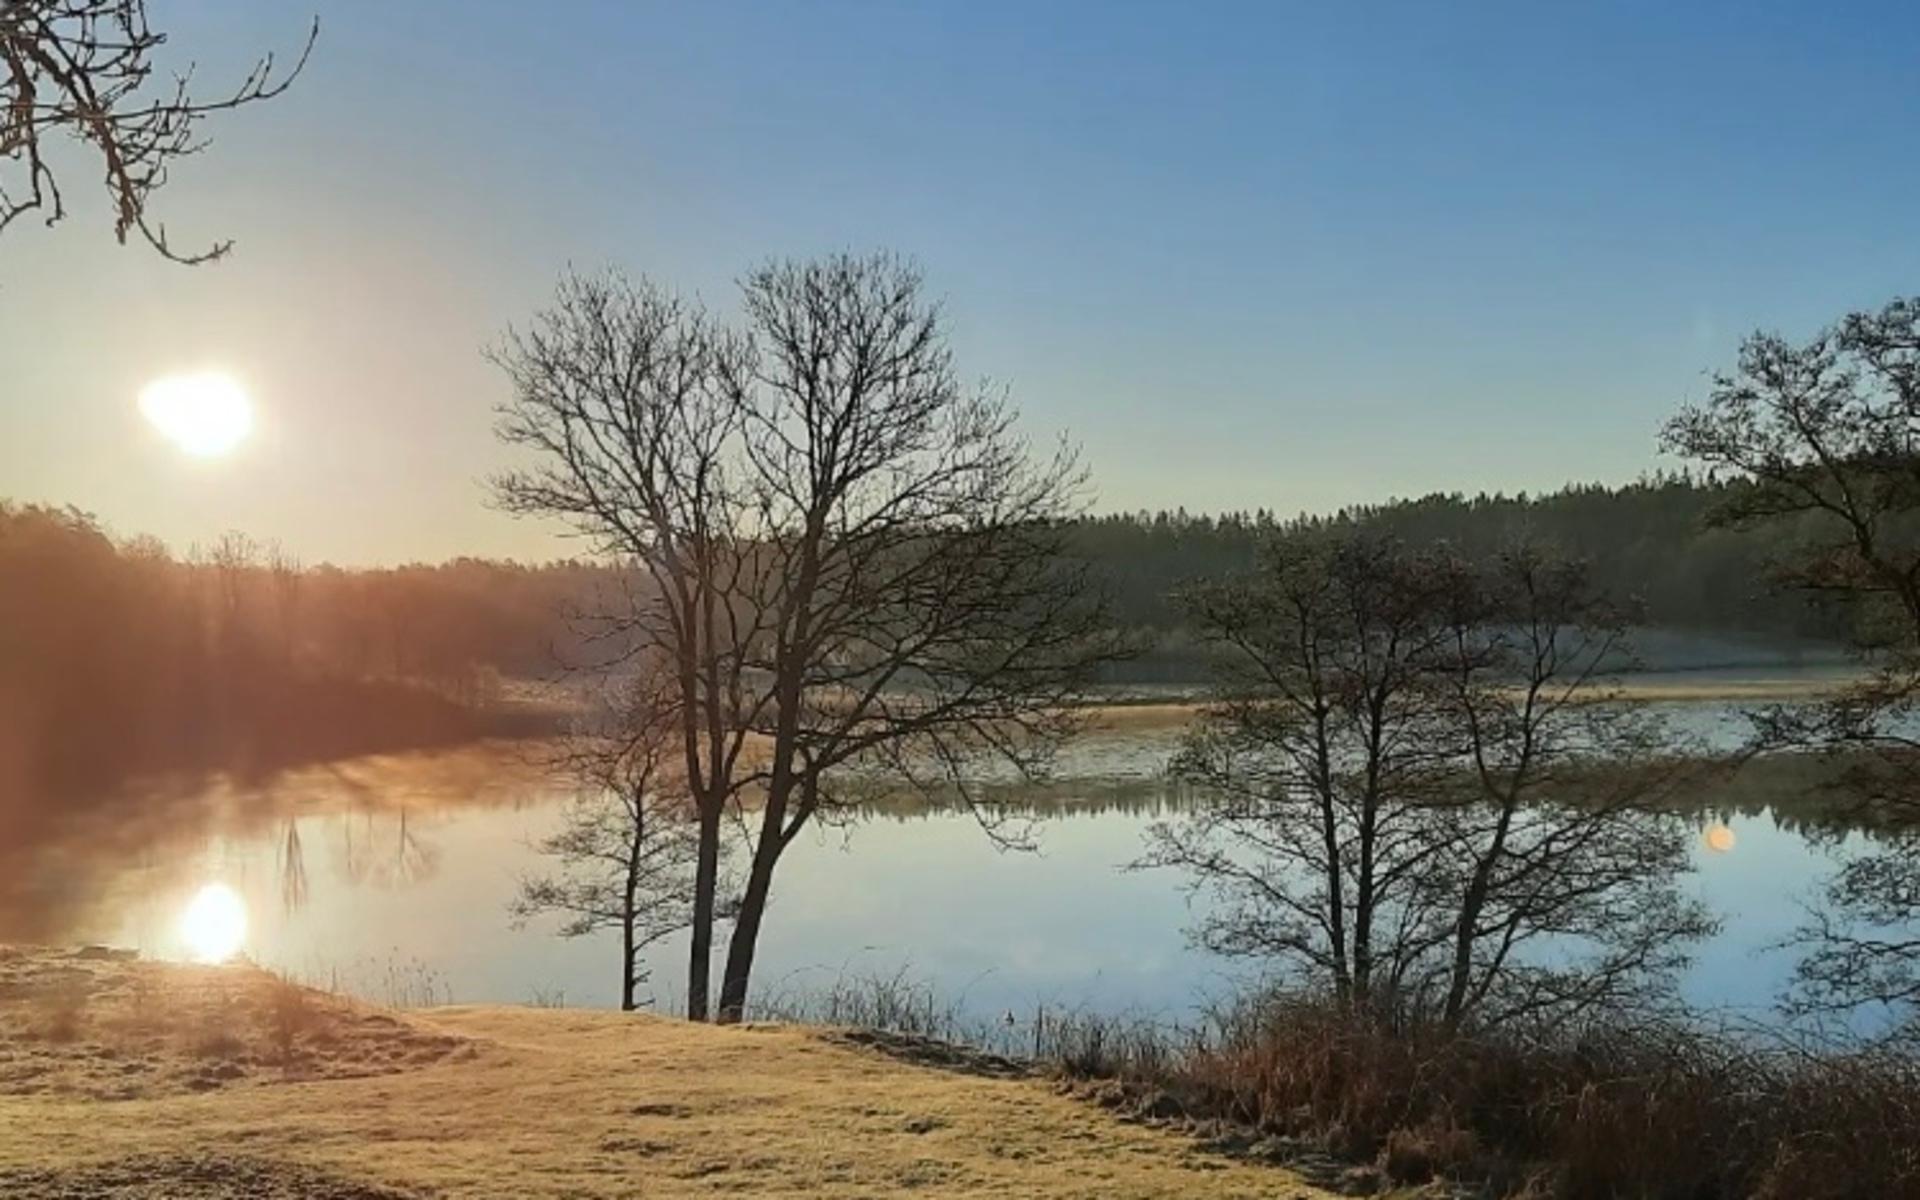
top-left (711, 254), bottom-right (1123, 1021)
top-left (1144, 528), bottom-right (1709, 1029)
top-left (492, 272), bottom-right (758, 1021)
top-left (264, 540), bottom-right (301, 666)
top-left (1143, 530), bottom-right (1458, 1013)
top-left (511, 663), bottom-right (701, 1012)
top-left (1423, 545), bottom-right (1713, 1028)
top-left (492, 253), bottom-right (1123, 1022)
top-left (1, 1), bottom-right (315, 263)
top-left (206, 528), bottom-right (257, 658)
top-left (1663, 296), bottom-right (1920, 1023)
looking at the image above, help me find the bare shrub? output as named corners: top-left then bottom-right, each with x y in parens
top-left (1147, 533), bottom-right (1712, 1032)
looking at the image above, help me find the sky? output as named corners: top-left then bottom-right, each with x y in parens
top-left (4, 0), bottom-right (1920, 565)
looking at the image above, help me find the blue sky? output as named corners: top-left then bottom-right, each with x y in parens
top-left (4, 1), bottom-right (1918, 562)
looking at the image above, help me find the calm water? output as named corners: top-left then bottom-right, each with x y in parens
top-left (5, 701), bottom-right (1877, 1025)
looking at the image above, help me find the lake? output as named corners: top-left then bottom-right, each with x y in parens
top-left (2, 695), bottom-right (1881, 1028)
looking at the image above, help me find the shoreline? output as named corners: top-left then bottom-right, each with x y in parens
top-left (1081, 672), bottom-right (1858, 733)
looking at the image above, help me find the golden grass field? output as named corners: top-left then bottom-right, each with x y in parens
top-left (0, 946), bottom-right (1338, 1198)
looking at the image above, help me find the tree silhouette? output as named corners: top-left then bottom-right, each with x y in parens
top-left (1, 1), bottom-right (314, 263)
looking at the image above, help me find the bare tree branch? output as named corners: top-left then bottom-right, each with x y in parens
top-left (1, 1), bottom-right (315, 264)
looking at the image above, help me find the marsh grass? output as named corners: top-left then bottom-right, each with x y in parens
top-left (755, 967), bottom-right (970, 1041)
top-left (288, 952), bottom-right (452, 1009)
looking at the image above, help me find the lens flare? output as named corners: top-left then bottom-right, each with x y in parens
top-left (139, 372), bottom-right (252, 457)
top-left (178, 882), bottom-right (248, 963)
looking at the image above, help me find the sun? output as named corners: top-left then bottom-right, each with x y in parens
top-left (178, 882), bottom-right (248, 963)
top-left (139, 372), bottom-right (253, 457)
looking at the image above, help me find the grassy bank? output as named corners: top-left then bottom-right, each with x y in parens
top-left (0, 947), bottom-right (1337, 1199)
top-left (752, 972), bottom-right (1920, 1199)
top-left (1048, 997), bottom-right (1918, 1199)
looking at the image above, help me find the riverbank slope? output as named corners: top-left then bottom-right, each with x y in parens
top-left (0, 946), bottom-right (1335, 1199)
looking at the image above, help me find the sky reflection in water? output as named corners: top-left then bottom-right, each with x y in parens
top-left (3, 716), bottom-right (1872, 1024)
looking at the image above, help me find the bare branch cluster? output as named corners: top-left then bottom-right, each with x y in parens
top-left (0, 1), bottom-right (315, 262)
top-left (511, 659), bottom-right (705, 1011)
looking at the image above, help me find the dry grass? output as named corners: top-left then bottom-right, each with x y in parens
top-left (1036, 993), bottom-right (1920, 1199)
top-left (0, 946), bottom-right (467, 1101)
top-left (0, 946), bottom-right (1339, 1199)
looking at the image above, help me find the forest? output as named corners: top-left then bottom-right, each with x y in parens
top-left (0, 471), bottom-right (1847, 799)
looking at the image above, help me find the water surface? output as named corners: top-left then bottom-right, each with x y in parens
top-left (7, 705), bottom-right (1877, 1026)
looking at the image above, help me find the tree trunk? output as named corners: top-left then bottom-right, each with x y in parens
top-left (620, 912), bottom-right (637, 1012)
top-left (686, 801), bottom-right (721, 1021)
top-left (1444, 798), bottom-right (1517, 1028)
top-left (717, 770), bottom-right (793, 1023)
top-left (716, 841), bottom-right (778, 1023)
top-left (1442, 879), bottom-right (1486, 1028)
top-left (621, 800), bottom-right (643, 1013)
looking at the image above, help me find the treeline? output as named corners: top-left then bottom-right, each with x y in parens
top-left (1076, 472), bottom-right (1834, 638)
top-left (0, 504), bottom-right (565, 799)
top-left (0, 473), bottom-right (1846, 793)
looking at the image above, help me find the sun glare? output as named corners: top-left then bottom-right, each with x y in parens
top-left (139, 372), bottom-right (252, 457)
top-left (1703, 824), bottom-right (1737, 854)
top-left (178, 882), bottom-right (248, 963)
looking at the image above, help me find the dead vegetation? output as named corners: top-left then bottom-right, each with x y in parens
top-left (1034, 993), bottom-right (1920, 1199)
top-left (755, 970), bottom-right (1920, 1197)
